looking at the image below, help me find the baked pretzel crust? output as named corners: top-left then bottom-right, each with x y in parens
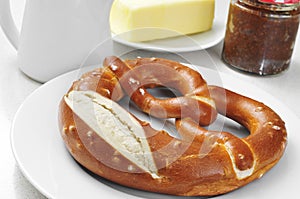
top-left (58, 56), bottom-right (287, 196)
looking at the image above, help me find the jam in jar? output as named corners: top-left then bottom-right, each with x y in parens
top-left (222, 0), bottom-right (300, 75)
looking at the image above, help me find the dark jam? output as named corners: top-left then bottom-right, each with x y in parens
top-left (222, 0), bottom-right (300, 75)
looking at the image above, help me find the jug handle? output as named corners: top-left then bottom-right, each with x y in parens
top-left (0, 0), bottom-right (19, 50)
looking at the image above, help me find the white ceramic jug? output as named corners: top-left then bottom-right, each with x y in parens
top-left (0, 0), bottom-right (113, 82)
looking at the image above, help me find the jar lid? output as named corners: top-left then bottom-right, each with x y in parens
top-left (241, 0), bottom-right (300, 11)
top-left (259, 0), bottom-right (300, 4)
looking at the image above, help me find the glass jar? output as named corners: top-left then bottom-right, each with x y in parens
top-left (222, 0), bottom-right (300, 75)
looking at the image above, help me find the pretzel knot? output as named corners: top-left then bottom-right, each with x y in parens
top-left (103, 56), bottom-right (217, 126)
top-left (59, 56), bottom-right (287, 196)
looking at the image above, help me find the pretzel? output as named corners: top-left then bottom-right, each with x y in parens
top-left (58, 56), bottom-right (287, 196)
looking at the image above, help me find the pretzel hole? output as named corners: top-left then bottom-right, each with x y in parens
top-left (146, 87), bottom-right (182, 99)
top-left (145, 87), bottom-right (184, 138)
top-left (208, 115), bottom-right (250, 138)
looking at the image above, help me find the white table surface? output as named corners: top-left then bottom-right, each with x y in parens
top-left (1, 1), bottom-right (299, 198)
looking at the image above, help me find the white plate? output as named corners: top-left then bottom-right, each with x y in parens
top-left (112, 0), bottom-right (230, 52)
top-left (11, 65), bottom-right (300, 199)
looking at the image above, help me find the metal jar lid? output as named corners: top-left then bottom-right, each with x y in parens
top-left (239, 0), bottom-right (300, 11)
top-left (259, 0), bottom-right (300, 4)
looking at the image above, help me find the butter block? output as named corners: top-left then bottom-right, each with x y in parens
top-left (110, 0), bottom-right (215, 42)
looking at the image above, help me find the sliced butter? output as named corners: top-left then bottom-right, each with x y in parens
top-left (110, 0), bottom-right (215, 42)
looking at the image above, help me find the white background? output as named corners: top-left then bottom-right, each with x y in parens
top-left (0, 0), bottom-right (299, 198)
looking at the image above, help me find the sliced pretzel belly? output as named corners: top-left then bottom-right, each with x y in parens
top-left (103, 56), bottom-right (217, 126)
